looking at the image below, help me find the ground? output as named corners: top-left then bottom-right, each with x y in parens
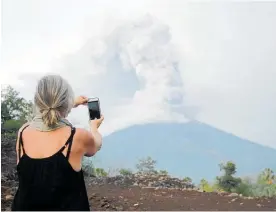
top-left (87, 184), bottom-right (276, 211)
top-left (2, 178), bottom-right (276, 211)
top-left (1, 133), bottom-right (276, 211)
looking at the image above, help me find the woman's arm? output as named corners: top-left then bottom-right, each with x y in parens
top-left (76, 116), bottom-right (104, 157)
top-left (73, 96), bottom-right (88, 108)
top-left (88, 122), bottom-right (103, 153)
top-left (72, 95), bottom-right (104, 156)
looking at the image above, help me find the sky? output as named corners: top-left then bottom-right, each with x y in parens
top-left (1, 0), bottom-right (276, 149)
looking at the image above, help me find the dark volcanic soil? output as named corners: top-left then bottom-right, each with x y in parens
top-left (2, 183), bottom-right (276, 211)
top-left (87, 185), bottom-right (276, 211)
top-left (2, 132), bottom-right (276, 211)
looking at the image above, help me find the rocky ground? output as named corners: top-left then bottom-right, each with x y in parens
top-left (87, 184), bottom-right (276, 211)
top-left (2, 132), bottom-right (276, 211)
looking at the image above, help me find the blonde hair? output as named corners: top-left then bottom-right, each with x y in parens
top-left (34, 75), bottom-right (74, 127)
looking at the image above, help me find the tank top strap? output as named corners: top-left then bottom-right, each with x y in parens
top-left (18, 125), bottom-right (29, 157)
top-left (58, 127), bottom-right (76, 160)
top-left (66, 128), bottom-right (75, 160)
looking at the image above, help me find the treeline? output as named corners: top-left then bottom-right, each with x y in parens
top-left (2, 86), bottom-right (276, 198)
top-left (86, 156), bottom-right (276, 198)
top-left (1, 86), bottom-right (33, 132)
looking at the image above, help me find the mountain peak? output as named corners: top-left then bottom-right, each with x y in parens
top-left (94, 121), bottom-right (276, 183)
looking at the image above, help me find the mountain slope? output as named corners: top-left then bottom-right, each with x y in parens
top-left (93, 121), bottom-right (276, 183)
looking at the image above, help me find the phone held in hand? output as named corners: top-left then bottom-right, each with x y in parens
top-left (87, 97), bottom-right (101, 120)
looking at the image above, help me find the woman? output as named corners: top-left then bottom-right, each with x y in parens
top-left (12, 75), bottom-right (104, 211)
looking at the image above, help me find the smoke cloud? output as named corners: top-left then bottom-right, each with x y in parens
top-left (57, 15), bottom-right (193, 134)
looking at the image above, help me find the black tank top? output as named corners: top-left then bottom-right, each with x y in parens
top-left (12, 125), bottom-right (90, 211)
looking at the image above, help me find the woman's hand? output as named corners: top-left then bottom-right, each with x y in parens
top-left (90, 115), bottom-right (104, 129)
top-left (73, 96), bottom-right (88, 108)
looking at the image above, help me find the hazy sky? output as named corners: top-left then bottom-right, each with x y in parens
top-left (1, 0), bottom-right (276, 149)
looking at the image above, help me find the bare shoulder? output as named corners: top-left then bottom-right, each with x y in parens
top-left (16, 123), bottom-right (30, 139)
top-left (16, 123), bottom-right (29, 149)
top-left (74, 127), bottom-right (93, 144)
top-left (18, 122), bottom-right (30, 133)
top-left (75, 127), bottom-right (89, 138)
top-left (16, 122), bottom-right (31, 142)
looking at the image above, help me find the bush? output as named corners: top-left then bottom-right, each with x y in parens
top-left (216, 161), bottom-right (241, 192)
top-left (136, 156), bottom-right (157, 174)
top-left (199, 179), bottom-right (214, 192)
top-left (250, 183), bottom-right (276, 197)
top-left (159, 170), bottom-right (169, 176)
top-left (2, 119), bottom-right (24, 131)
top-left (183, 177), bottom-right (192, 184)
top-left (233, 181), bottom-right (254, 196)
top-left (82, 158), bottom-right (95, 177)
top-left (95, 168), bottom-right (108, 177)
top-left (1, 131), bottom-right (17, 141)
top-left (231, 175), bottom-right (276, 197)
top-left (119, 168), bottom-right (133, 176)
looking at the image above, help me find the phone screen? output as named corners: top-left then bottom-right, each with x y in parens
top-left (88, 100), bottom-right (101, 120)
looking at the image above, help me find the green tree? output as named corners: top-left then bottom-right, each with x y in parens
top-left (258, 168), bottom-right (275, 185)
top-left (183, 177), bottom-right (192, 184)
top-left (1, 85), bottom-right (33, 124)
top-left (119, 168), bottom-right (133, 176)
top-left (95, 168), bottom-right (108, 177)
top-left (234, 173), bottom-right (276, 197)
top-left (219, 161), bottom-right (236, 175)
top-left (233, 179), bottom-right (254, 197)
top-left (82, 158), bottom-right (95, 177)
top-left (136, 156), bottom-right (157, 174)
top-left (199, 178), bottom-right (213, 192)
top-left (216, 161), bottom-right (241, 192)
top-left (3, 119), bottom-right (25, 131)
top-left (159, 170), bottom-right (169, 176)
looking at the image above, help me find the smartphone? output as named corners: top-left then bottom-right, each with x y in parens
top-left (87, 97), bottom-right (101, 120)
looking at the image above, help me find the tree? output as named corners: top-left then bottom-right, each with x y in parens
top-left (199, 178), bottom-right (213, 192)
top-left (234, 172), bottom-right (276, 197)
top-left (199, 179), bottom-right (208, 188)
top-left (82, 157), bottom-right (95, 177)
top-left (219, 161), bottom-right (236, 176)
top-left (119, 168), bottom-right (133, 176)
top-left (159, 170), bottom-right (169, 176)
top-left (258, 168), bottom-right (275, 185)
top-left (95, 168), bottom-right (108, 177)
top-left (183, 177), bottom-right (192, 184)
top-left (1, 85), bottom-right (33, 125)
top-left (233, 178), bottom-right (254, 197)
top-left (3, 119), bottom-right (25, 131)
top-left (136, 156), bottom-right (157, 174)
top-left (216, 161), bottom-right (241, 192)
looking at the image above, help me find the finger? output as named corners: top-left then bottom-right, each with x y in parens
top-left (82, 97), bottom-right (88, 103)
top-left (79, 96), bottom-right (87, 100)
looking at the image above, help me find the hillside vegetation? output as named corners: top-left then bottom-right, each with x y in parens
top-left (2, 86), bottom-right (276, 199)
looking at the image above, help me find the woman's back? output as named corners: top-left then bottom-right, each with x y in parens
top-left (11, 75), bottom-right (103, 211)
top-left (12, 125), bottom-right (90, 211)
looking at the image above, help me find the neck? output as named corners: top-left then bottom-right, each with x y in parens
top-left (29, 112), bottom-right (72, 132)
